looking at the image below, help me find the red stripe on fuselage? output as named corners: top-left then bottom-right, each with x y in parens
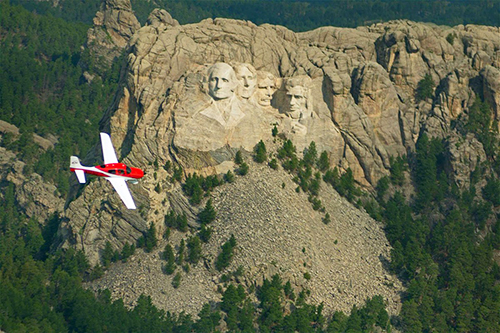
top-left (71, 163), bottom-right (144, 180)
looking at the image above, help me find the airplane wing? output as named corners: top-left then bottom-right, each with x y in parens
top-left (74, 169), bottom-right (86, 183)
top-left (106, 178), bottom-right (137, 209)
top-left (100, 132), bottom-right (119, 164)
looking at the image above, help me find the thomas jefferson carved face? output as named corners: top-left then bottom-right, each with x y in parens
top-left (256, 74), bottom-right (277, 107)
top-left (208, 63), bottom-right (238, 100)
top-left (234, 64), bottom-right (257, 99)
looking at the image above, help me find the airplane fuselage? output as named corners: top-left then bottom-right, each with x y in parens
top-left (70, 163), bottom-right (144, 181)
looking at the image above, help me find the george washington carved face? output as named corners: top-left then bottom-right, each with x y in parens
top-left (207, 63), bottom-right (238, 100)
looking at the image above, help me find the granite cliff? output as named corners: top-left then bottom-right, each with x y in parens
top-left (45, 0), bottom-right (500, 318)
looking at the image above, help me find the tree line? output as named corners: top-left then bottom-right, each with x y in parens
top-left (10, 0), bottom-right (500, 31)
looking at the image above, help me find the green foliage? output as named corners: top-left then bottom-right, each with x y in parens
top-left (482, 177), bottom-right (500, 206)
top-left (303, 141), bottom-right (318, 167)
top-left (199, 225), bottom-right (213, 243)
top-left (182, 173), bottom-right (204, 205)
top-left (177, 239), bottom-right (186, 265)
top-left (164, 160), bottom-right (172, 172)
top-left (414, 134), bottom-right (448, 211)
top-left (182, 173), bottom-right (222, 204)
top-left (171, 164), bottom-right (183, 182)
top-left (235, 150), bottom-right (243, 165)
top-left (376, 175), bottom-right (390, 200)
top-left (317, 151), bottom-right (330, 172)
top-left (172, 272), bottom-right (182, 288)
top-left (194, 303), bottom-right (221, 332)
top-left (120, 243), bottom-right (135, 262)
top-left (390, 155), bottom-right (407, 186)
top-left (272, 124), bottom-right (278, 137)
top-left (187, 236), bottom-right (202, 265)
top-left (308, 195), bottom-right (323, 211)
top-left (224, 170), bottom-right (235, 183)
top-left (278, 139), bottom-right (297, 160)
top-left (0, 3), bottom-right (121, 195)
top-left (12, 0), bottom-right (500, 31)
top-left (322, 212), bottom-right (331, 225)
top-left (416, 73), bottom-right (435, 101)
top-left (237, 162), bottom-right (249, 175)
top-left (162, 244), bottom-right (176, 275)
top-left (324, 167), bottom-right (362, 202)
top-left (220, 284), bottom-right (251, 331)
top-left (269, 158), bottom-right (278, 170)
top-left (137, 224), bottom-right (158, 253)
top-left (372, 128), bottom-right (500, 332)
top-left (215, 235), bottom-right (237, 271)
top-left (198, 199), bottom-right (217, 225)
top-left (101, 241), bottom-right (114, 267)
top-left (165, 209), bottom-right (188, 232)
top-left (467, 97), bottom-right (498, 157)
top-left (254, 140), bottom-right (267, 163)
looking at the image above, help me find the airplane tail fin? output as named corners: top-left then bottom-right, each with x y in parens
top-left (70, 156), bottom-right (86, 184)
top-left (70, 156), bottom-right (82, 168)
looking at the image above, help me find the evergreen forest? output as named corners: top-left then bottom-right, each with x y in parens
top-left (1, 0), bottom-right (499, 332)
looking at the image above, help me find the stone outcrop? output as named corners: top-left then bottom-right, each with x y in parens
top-left (0, 146), bottom-right (64, 222)
top-left (82, 0), bottom-right (141, 75)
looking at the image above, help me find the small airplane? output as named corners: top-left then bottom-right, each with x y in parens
top-left (70, 132), bottom-right (144, 209)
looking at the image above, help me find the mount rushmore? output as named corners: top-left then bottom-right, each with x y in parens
top-left (40, 0), bottom-right (499, 317)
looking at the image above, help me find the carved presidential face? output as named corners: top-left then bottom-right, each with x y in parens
top-left (257, 77), bottom-right (276, 107)
top-left (208, 63), bottom-right (238, 100)
top-left (235, 65), bottom-right (257, 99)
top-left (286, 85), bottom-right (307, 118)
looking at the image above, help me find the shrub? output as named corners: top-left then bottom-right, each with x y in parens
top-left (269, 158), bottom-right (278, 170)
top-left (224, 170), bottom-right (235, 183)
top-left (238, 162), bottom-right (249, 175)
top-left (416, 73), bottom-right (434, 101)
top-left (172, 272), bottom-right (182, 288)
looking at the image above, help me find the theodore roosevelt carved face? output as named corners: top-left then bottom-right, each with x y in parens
top-left (256, 71), bottom-right (277, 107)
top-left (207, 63), bottom-right (238, 100)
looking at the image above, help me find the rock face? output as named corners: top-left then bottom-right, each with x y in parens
top-left (82, 0), bottom-right (141, 74)
top-left (60, 3), bottom-right (500, 319)
top-left (0, 146), bottom-right (64, 222)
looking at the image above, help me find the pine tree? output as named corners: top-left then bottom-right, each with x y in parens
top-left (235, 150), bottom-right (243, 165)
top-left (317, 151), bottom-right (330, 171)
top-left (254, 140), bottom-right (267, 163)
top-left (198, 199), bottom-right (216, 225)
top-left (187, 236), bottom-right (202, 265)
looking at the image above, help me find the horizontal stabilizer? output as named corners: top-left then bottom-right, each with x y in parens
top-left (74, 169), bottom-right (86, 184)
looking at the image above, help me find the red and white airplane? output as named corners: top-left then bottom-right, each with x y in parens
top-left (70, 132), bottom-right (144, 209)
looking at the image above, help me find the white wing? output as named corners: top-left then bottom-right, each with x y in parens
top-left (100, 132), bottom-right (119, 164)
top-left (106, 178), bottom-right (137, 209)
top-left (74, 169), bottom-right (86, 183)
